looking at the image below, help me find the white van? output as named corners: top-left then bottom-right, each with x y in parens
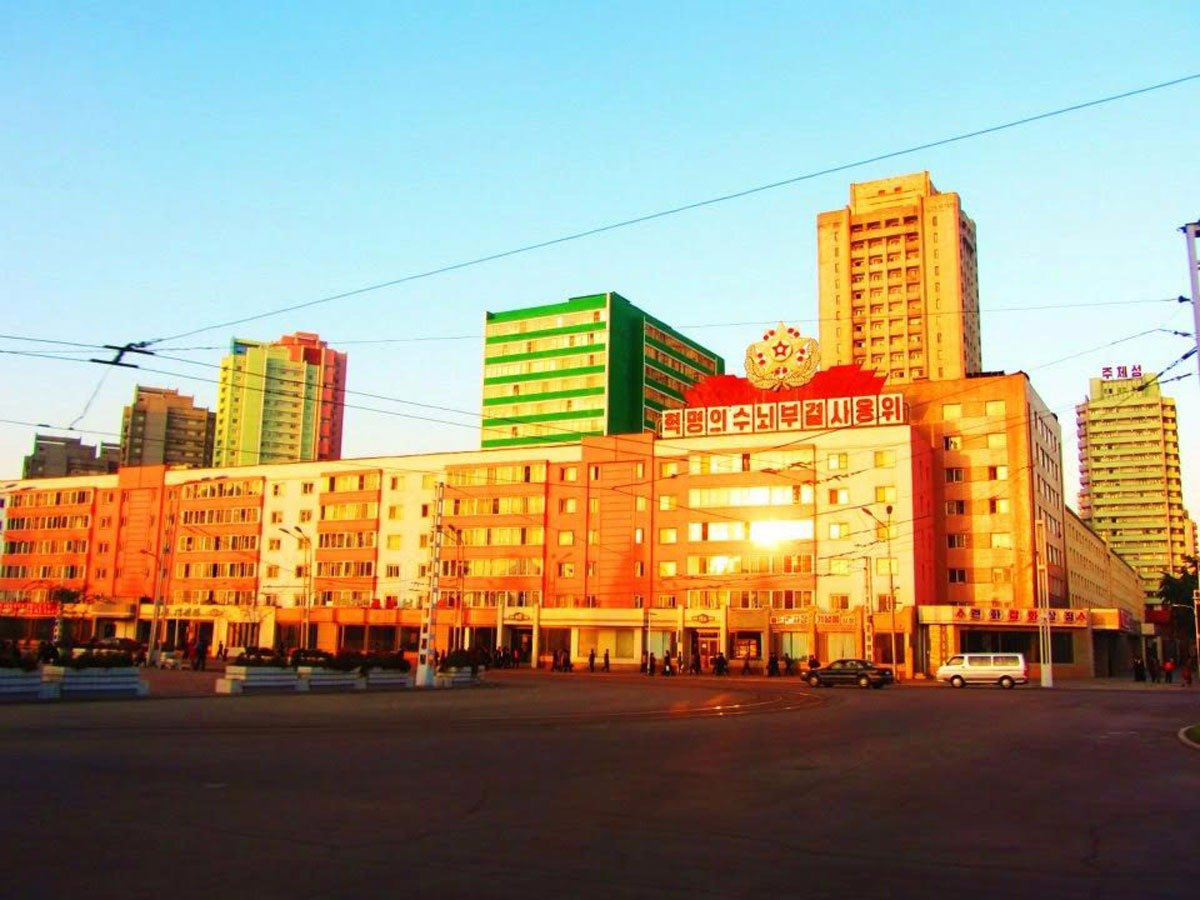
top-left (936, 653), bottom-right (1027, 689)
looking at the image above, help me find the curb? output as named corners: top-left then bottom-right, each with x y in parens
top-left (1177, 726), bottom-right (1200, 751)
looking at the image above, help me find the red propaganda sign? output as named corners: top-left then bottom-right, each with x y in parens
top-left (0, 601), bottom-right (59, 618)
top-left (1144, 605), bottom-right (1172, 625)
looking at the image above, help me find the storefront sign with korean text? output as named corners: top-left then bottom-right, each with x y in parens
top-left (660, 393), bottom-right (906, 438)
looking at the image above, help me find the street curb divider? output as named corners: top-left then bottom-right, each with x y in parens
top-left (1176, 726), bottom-right (1200, 751)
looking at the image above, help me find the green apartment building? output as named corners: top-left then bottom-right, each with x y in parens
top-left (481, 292), bottom-right (724, 448)
top-left (1076, 373), bottom-right (1195, 599)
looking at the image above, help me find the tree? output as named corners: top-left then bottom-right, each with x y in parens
top-left (1158, 555), bottom-right (1199, 660)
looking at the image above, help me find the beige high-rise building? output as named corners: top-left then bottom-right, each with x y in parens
top-left (1077, 374), bottom-right (1194, 599)
top-left (120, 386), bottom-right (215, 469)
top-left (817, 172), bottom-right (981, 384)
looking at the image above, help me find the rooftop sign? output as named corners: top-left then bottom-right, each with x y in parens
top-left (660, 394), bottom-right (906, 438)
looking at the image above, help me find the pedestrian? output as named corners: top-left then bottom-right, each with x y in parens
top-left (648, 652), bottom-right (656, 676)
top-left (784, 653), bottom-right (794, 676)
top-left (1182, 658), bottom-right (1194, 688)
top-left (194, 640), bottom-right (208, 672)
top-left (742, 652), bottom-right (751, 676)
top-left (1132, 656), bottom-right (1145, 682)
top-left (602, 649), bottom-right (610, 672)
top-left (1164, 658), bottom-right (1176, 684)
top-left (808, 654), bottom-right (820, 672)
top-left (691, 653), bottom-right (701, 675)
top-left (768, 653), bottom-right (780, 677)
top-left (216, 641), bottom-right (225, 661)
top-left (588, 648), bottom-right (596, 673)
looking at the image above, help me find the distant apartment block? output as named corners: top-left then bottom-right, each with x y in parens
top-left (817, 172), bottom-right (982, 384)
top-left (481, 292), bottom-right (724, 448)
top-left (1077, 373), bottom-right (1195, 598)
top-left (21, 435), bottom-right (120, 479)
top-left (120, 386), bottom-right (215, 469)
top-left (214, 332), bottom-right (347, 467)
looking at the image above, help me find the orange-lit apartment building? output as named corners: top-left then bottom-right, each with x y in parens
top-left (0, 364), bottom-right (1132, 679)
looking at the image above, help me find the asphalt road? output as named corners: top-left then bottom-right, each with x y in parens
top-left (2, 673), bottom-right (1197, 900)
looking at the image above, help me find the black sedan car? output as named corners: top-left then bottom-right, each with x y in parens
top-left (806, 658), bottom-right (894, 689)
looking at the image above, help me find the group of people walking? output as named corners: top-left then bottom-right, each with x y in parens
top-left (1132, 653), bottom-right (1195, 686)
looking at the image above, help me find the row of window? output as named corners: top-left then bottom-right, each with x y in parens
top-left (182, 480), bottom-right (262, 500)
top-left (8, 489), bottom-right (92, 508)
top-left (174, 562), bottom-right (258, 579)
top-left (447, 464), bottom-right (548, 486)
top-left (181, 508), bottom-right (260, 525)
top-left (3, 539), bottom-right (88, 555)
top-left (6, 515), bottom-right (90, 531)
top-left (485, 307), bottom-right (605, 339)
top-left (0, 564), bottom-right (84, 580)
top-left (483, 351), bottom-right (606, 379)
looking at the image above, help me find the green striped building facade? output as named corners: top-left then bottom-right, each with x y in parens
top-left (481, 293), bottom-right (724, 449)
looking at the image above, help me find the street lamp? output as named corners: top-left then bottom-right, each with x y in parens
top-left (861, 505), bottom-right (899, 680)
top-left (138, 548), bottom-right (167, 666)
top-left (280, 527), bottom-right (313, 650)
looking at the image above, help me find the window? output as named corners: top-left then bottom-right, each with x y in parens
top-left (386, 564), bottom-right (401, 578)
top-left (588, 465), bottom-right (600, 481)
top-left (992, 567), bottom-right (1012, 583)
top-left (558, 531), bottom-right (575, 546)
top-left (389, 476), bottom-right (401, 490)
top-left (301, 482), bottom-right (315, 495)
top-left (875, 557), bottom-right (898, 576)
top-left (387, 505), bottom-right (403, 519)
top-left (634, 528), bottom-right (644, 544)
top-left (947, 533), bottom-right (967, 549)
top-left (659, 528), bottom-right (678, 544)
top-left (991, 532), bottom-right (1013, 549)
top-left (988, 465), bottom-right (1009, 481)
top-left (874, 450), bottom-right (895, 467)
top-left (875, 486), bottom-right (897, 502)
top-left (658, 561), bottom-right (677, 577)
top-left (830, 559), bottom-right (851, 576)
top-left (945, 500), bottom-right (966, 515)
top-left (828, 453), bottom-right (848, 471)
top-left (945, 468), bottom-right (964, 483)
top-left (562, 466), bottom-right (578, 482)
top-left (828, 522), bottom-right (849, 539)
top-left (299, 509), bottom-right (313, 523)
top-left (943, 404), bottom-right (962, 420)
top-left (558, 498), bottom-right (577, 514)
top-left (943, 435), bottom-right (962, 450)
top-left (661, 461), bottom-right (680, 478)
top-left (270, 511), bottom-right (283, 524)
top-left (557, 563), bottom-right (575, 577)
top-left (989, 498), bottom-right (1010, 514)
top-left (659, 495), bottom-right (677, 511)
top-left (271, 484), bottom-right (282, 497)
top-left (828, 594), bottom-right (850, 610)
top-left (267, 538), bottom-right (281, 551)
top-left (635, 462), bottom-right (645, 479)
top-left (634, 561), bottom-right (645, 577)
top-left (420, 504), bottom-right (430, 518)
top-left (828, 489), bottom-right (849, 505)
top-left (589, 498), bottom-right (599, 514)
top-left (985, 400), bottom-right (1007, 417)
top-left (266, 565), bottom-right (280, 579)
top-left (986, 433), bottom-right (1008, 450)
top-left (948, 568), bottom-right (968, 584)
top-left (635, 496), bottom-right (647, 512)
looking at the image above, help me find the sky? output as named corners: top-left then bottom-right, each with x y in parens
top-left (2, 2), bottom-right (1198, 515)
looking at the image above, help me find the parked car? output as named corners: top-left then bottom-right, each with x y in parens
top-left (806, 658), bottom-right (894, 689)
top-left (936, 653), bottom-right (1027, 689)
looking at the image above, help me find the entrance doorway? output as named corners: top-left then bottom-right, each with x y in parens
top-left (690, 630), bottom-right (720, 671)
top-left (508, 627), bottom-right (532, 665)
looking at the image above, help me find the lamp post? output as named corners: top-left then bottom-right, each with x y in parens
top-left (280, 527), bottom-right (313, 650)
top-left (138, 548), bottom-right (167, 666)
top-left (1034, 519), bottom-right (1053, 688)
top-left (862, 505), bottom-right (899, 680)
top-left (443, 524), bottom-right (464, 650)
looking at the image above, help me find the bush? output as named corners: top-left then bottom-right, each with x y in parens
top-left (55, 650), bottom-right (134, 670)
top-left (288, 648), bottom-right (333, 670)
top-left (0, 655), bottom-right (37, 672)
top-left (362, 652), bottom-right (411, 673)
top-left (325, 651), bottom-right (367, 673)
top-left (439, 649), bottom-right (480, 671)
top-left (233, 648), bottom-right (287, 668)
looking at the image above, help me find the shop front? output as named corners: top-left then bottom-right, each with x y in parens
top-left (1089, 608), bottom-right (1142, 677)
top-left (919, 605), bottom-right (1094, 679)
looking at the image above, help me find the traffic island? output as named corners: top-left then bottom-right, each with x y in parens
top-left (1177, 725), bottom-right (1200, 750)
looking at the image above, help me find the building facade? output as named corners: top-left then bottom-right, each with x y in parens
top-left (120, 386), bottom-right (215, 469)
top-left (1076, 373), bottom-right (1194, 599)
top-left (481, 292), bottom-right (724, 448)
top-left (816, 171), bottom-right (982, 384)
top-left (21, 434), bottom-right (119, 479)
top-left (213, 332), bottom-right (347, 468)
top-left (2, 360), bottom-right (1124, 679)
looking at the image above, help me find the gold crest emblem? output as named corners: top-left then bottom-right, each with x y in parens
top-left (745, 323), bottom-right (820, 390)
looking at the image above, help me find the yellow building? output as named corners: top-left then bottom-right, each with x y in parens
top-left (1064, 506), bottom-right (1144, 676)
top-left (817, 171), bottom-right (981, 384)
top-left (1076, 373), bottom-right (1195, 599)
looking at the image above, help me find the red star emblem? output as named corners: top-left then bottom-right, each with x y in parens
top-left (771, 341), bottom-right (790, 359)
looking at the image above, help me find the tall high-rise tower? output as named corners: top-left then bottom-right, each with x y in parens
top-left (214, 332), bottom-right (347, 467)
top-left (120, 386), bottom-right (215, 468)
top-left (481, 292), bottom-right (723, 448)
top-left (817, 172), bottom-right (981, 384)
top-left (1077, 373), bottom-right (1194, 599)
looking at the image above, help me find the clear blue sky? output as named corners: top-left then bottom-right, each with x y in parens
top-left (2, 2), bottom-right (1198, 514)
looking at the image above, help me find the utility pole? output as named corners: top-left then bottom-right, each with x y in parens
top-left (1035, 519), bottom-right (1053, 688)
top-left (416, 482), bottom-right (446, 687)
top-left (1183, 221), bottom-right (1200, 387)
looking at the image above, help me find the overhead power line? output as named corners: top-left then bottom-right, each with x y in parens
top-left (137, 73), bottom-right (1200, 346)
